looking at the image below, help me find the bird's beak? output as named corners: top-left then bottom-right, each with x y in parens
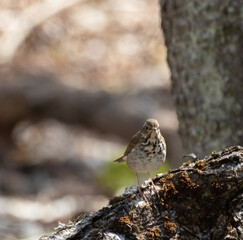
top-left (152, 128), bottom-right (158, 132)
top-left (150, 128), bottom-right (157, 138)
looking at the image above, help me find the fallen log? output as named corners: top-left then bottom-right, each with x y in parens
top-left (40, 145), bottom-right (243, 240)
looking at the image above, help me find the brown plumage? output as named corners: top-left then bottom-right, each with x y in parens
top-left (114, 118), bottom-right (166, 203)
top-left (114, 131), bottom-right (140, 163)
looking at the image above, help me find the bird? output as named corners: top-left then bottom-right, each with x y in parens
top-left (114, 118), bottom-right (166, 203)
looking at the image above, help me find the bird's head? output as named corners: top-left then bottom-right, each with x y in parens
top-left (142, 118), bottom-right (160, 138)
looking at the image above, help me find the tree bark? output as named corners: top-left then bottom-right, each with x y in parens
top-left (40, 145), bottom-right (243, 240)
top-left (160, 0), bottom-right (243, 156)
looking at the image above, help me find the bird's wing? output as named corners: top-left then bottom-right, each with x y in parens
top-left (124, 130), bottom-right (141, 156)
top-left (114, 130), bottom-right (141, 163)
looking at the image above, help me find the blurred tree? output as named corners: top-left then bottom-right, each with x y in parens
top-left (0, 0), bottom-right (81, 64)
top-left (160, 0), bottom-right (242, 156)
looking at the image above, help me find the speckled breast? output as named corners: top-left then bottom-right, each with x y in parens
top-left (126, 141), bottom-right (166, 173)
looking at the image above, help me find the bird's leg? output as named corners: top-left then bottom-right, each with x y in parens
top-left (136, 173), bottom-right (149, 204)
top-left (147, 172), bottom-right (158, 193)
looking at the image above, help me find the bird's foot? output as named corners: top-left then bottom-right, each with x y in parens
top-left (137, 186), bottom-right (149, 205)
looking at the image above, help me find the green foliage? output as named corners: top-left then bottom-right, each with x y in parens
top-left (99, 159), bottom-right (170, 194)
top-left (154, 161), bottom-right (170, 175)
top-left (98, 161), bottom-right (134, 194)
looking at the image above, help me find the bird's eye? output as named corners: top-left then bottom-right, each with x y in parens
top-left (145, 126), bottom-right (149, 130)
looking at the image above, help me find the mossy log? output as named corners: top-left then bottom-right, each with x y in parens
top-left (40, 146), bottom-right (243, 240)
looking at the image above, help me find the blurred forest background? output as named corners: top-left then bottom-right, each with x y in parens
top-left (0, 0), bottom-right (183, 239)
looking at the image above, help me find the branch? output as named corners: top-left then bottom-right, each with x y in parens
top-left (0, 75), bottom-right (151, 140)
top-left (40, 145), bottom-right (243, 240)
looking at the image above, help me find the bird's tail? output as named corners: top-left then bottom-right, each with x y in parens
top-left (114, 156), bottom-right (126, 163)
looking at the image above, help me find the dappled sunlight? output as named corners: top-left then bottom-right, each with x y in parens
top-left (0, 0), bottom-right (182, 239)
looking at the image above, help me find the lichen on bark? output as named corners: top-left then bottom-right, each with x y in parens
top-left (40, 146), bottom-right (243, 240)
top-left (160, 0), bottom-right (243, 156)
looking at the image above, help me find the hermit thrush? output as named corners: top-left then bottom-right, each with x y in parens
top-left (114, 118), bottom-right (166, 202)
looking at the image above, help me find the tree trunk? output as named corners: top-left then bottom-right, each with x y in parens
top-left (160, 0), bottom-right (243, 156)
top-left (40, 145), bottom-right (243, 240)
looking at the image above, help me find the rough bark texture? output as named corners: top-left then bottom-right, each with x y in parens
top-left (40, 145), bottom-right (243, 240)
top-left (160, 0), bottom-right (243, 156)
